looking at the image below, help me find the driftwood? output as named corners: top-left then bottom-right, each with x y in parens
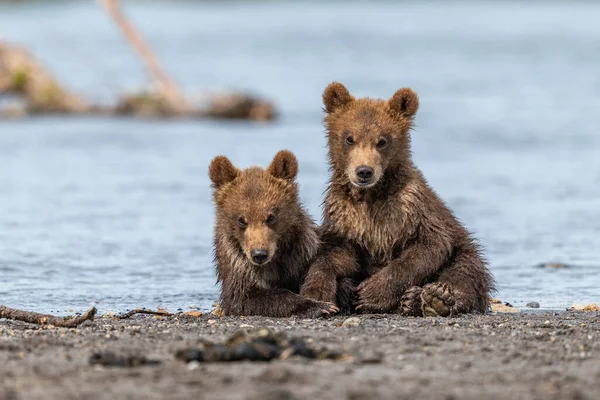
top-left (98, 0), bottom-right (190, 114)
top-left (0, 0), bottom-right (276, 120)
top-left (113, 308), bottom-right (204, 320)
top-left (113, 308), bottom-right (172, 320)
top-left (0, 305), bottom-right (97, 327)
top-left (0, 42), bottom-right (91, 115)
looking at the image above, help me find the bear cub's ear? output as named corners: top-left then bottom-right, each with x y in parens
top-left (388, 88), bottom-right (419, 119)
top-left (209, 156), bottom-right (240, 188)
top-left (268, 150), bottom-right (298, 182)
top-left (323, 82), bottom-right (354, 114)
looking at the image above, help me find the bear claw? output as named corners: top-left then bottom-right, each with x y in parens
top-left (318, 302), bottom-right (340, 317)
top-left (298, 301), bottom-right (339, 318)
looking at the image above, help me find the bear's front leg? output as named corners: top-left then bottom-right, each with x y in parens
top-left (225, 288), bottom-right (338, 318)
top-left (357, 239), bottom-right (451, 314)
top-left (300, 266), bottom-right (338, 303)
top-left (301, 243), bottom-right (358, 303)
top-left (355, 266), bottom-right (402, 313)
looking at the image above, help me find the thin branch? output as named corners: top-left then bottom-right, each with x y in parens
top-left (98, 0), bottom-right (190, 112)
top-left (0, 305), bottom-right (97, 327)
top-left (113, 308), bottom-right (172, 320)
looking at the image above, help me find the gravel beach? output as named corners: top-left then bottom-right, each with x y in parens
top-left (1, 311), bottom-right (599, 400)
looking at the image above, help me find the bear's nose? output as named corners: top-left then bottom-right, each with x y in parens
top-left (356, 166), bottom-right (374, 180)
top-left (251, 249), bottom-right (269, 264)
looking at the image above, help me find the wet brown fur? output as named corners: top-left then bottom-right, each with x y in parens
top-left (210, 151), bottom-right (337, 317)
top-left (300, 83), bottom-right (494, 316)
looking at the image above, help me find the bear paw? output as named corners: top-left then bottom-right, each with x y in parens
top-left (300, 276), bottom-right (337, 303)
top-left (421, 282), bottom-right (456, 317)
top-left (300, 301), bottom-right (340, 318)
top-left (399, 286), bottom-right (424, 317)
top-left (355, 279), bottom-right (395, 314)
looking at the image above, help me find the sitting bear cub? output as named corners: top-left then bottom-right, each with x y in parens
top-left (300, 83), bottom-right (494, 317)
top-left (209, 150), bottom-right (339, 317)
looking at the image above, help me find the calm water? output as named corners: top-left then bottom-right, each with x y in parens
top-left (1, 1), bottom-right (599, 313)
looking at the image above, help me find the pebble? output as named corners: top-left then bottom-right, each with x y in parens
top-left (239, 324), bottom-right (255, 328)
top-left (568, 303), bottom-right (599, 312)
top-left (183, 311), bottom-right (203, 318)
top-left (187, 361), bottom-right (201, 371)
top-left (490, 300), bottom-right (520, 313)
top-left (526, 302), bottom-right (540, 309)
top-left (207, 319), bottom-right (217, 325)
top-left (342, 317), bottom-right (361, 327)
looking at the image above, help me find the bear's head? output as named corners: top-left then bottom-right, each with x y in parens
top-left (209, 150), bottom-right (303, 266)
top-left (322, 82), bottom-right (419, 189)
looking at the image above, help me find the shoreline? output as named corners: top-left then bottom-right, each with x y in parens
top-left (2, 311), bottom-right (600, 399)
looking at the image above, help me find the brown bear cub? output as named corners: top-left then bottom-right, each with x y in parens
top-left (300, 83), bottom-right (494, 317)
top-left (209, 150), bottom-right (339, 317)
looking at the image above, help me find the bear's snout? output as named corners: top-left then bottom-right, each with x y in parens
top-left (355, 165), bottom-right (374, 183)
top-left (250, 248), bottom-right (270, 265)
top-left (345, 146), bottom-right (383, 189)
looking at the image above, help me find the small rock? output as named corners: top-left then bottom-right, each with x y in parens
top-left (568, 303), bottom-right (599, 312)
top-left (207, 319), bottom-right (217, 325)
top-left (491, 300), bottom-right (520, 313)
top-left (187, 360), bottom-right (201, 371)
top-left (342, 317), bottom-right (361, 327)
top-left (211, 305), bottom-right (225, 317)
top-left (183, 311), bottom-right (203, 318)
top-left (240, 324), bottom-right (255, 329)
top-left (526, 302), bottom-right (540, 309)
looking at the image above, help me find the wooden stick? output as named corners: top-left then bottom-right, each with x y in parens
top-left (98, 0), bottom-right (189, 112)
top-left (0, 305), bottom-right (97, 327)
top-left (113, 308), bottom-right (172, 320)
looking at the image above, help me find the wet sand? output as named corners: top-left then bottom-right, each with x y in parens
top-left (1, 311), bottom-right (599, 400)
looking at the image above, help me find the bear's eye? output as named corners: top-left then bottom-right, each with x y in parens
top-left (237, 217), bottom-right (247, 228)
top-left (266, 214), bottom-right (276, 225)
top-left (376, 138), bottom-right (388, 148)
top-left (345, 136), bottom-right (355, 146)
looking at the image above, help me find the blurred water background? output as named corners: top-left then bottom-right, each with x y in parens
top-left (0, 0), bottom-right (599, 313)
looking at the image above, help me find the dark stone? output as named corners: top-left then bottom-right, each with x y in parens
top-left (89, 351), bottom-right (160, 367)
